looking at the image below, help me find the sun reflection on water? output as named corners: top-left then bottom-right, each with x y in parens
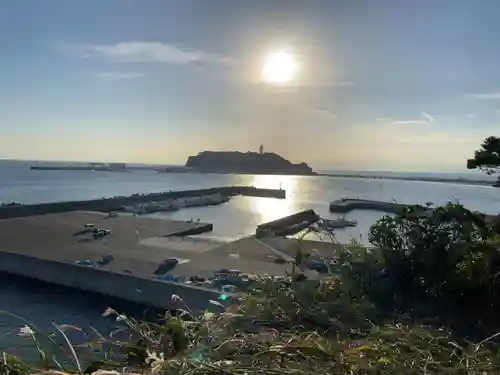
top-left (248, 175), bottom-right (301, 224)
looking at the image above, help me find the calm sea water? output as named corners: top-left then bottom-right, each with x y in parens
top-left (1, 160), bottom-right (500, 356)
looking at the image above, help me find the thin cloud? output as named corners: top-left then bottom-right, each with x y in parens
top-left (421, 111), bottom-right (436, 123)
top-left (98, 71), bottom-right (144, 80)
top-left (76, 41), bottom-right (232, 65)
top-left (385, 112), bottom-right (436, 126)
top-left (465, 92), bottom-right (500, 100)
top-left (388, 120), bottom-right (428, 126)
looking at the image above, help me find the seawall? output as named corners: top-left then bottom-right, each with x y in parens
top-left (256, 209), bottom-right (320, 237)
top-left (319, 173), bottom-right (496, 187)
top-left (0, 250), bottom-right (227, 312)
top-left (329, 198), bottom-right (500, 226)
top-left (0, 186), bottom-right (285, 219)
top-left (329, 199), bottom-right (406, 214)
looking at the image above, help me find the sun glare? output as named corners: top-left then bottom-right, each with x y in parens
top-left (261, 51), bottom-right (298, 85)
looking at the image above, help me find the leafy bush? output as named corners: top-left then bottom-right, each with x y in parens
top-left (368, 202), bottom-right (500, 319)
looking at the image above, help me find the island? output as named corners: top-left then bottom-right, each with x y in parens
top-left (158, 147), bottom-right (315, 176)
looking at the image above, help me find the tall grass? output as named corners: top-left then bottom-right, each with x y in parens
top-left (7, 278), bottom-right (500, 374)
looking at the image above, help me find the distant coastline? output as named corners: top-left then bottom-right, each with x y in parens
top-left (30, 162), bottom-right (129, 172)
top-left (319, 172), bottom-right (499, 187)
top-left (26, 159), bottom-right (498, 187)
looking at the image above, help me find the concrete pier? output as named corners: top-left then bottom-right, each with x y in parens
top-left (0, 250), bottom-right (225, 312)
top-left (319, 172), bottom-right (496, 187)
top-left (329, 198), bottom-right (500, 227)
top-left (0, 211), bottom-right (345, 310)
top-left (0, 186), bottom-right (285, 219)
top-left (0, 212), bottom-right (228, 310)
top-left (329, 198), bottom-right (407, 214)
top-left (255, 209), bottom-right (321, 238)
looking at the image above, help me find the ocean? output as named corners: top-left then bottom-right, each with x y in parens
top-left (1, 159), bottom-right (500, 357)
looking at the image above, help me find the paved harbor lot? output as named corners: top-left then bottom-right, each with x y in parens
top-left (0, 212), bottom-right (279, 278)
top-left (0, 212), bottom-right (212, 276)
top-left (260, 237), bottom-right (347, 258)
top-left (0, 211), bottom-right (344, 280)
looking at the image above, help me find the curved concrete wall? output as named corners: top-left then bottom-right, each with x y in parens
top-left (0, 250), bottom-right (227, 312)
top-left (329, 200), bottom-right (404, 214)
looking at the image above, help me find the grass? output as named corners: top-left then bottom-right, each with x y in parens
top-left (4, 279), bottom-right (500, 374)
top-left (4, 203), bottom-right (500, 374)
top-left (5, 268), bottom-right (500, 374)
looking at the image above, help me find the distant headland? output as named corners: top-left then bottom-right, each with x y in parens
top-left (159, 146), bottom-right (316, 176)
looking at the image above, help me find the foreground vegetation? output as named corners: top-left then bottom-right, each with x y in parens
top-left (4, 202), bottom-right (500, 374)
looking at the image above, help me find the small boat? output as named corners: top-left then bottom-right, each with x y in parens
top-left (318, 218), bottom-right (357, 229)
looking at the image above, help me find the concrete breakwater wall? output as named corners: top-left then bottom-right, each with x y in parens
top-left (0, 250), bottom-right (227, 312)
top-left (0, 186), bottom-right (286, 219)
top-left (237, 186), bottom-right (286, 198)
top-left (329, 199), bottom-right (406, 214)
top-left (319, 173), bottom-right (496, 187)
top-left (256, 209), bottom-right (320, 238)
top-left (329, 198), bottom-right (500, 226)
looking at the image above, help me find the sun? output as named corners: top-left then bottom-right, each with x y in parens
top-left (261, 51), bottom-right (298, 85)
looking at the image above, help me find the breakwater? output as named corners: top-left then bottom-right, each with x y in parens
top-left (256, 209), bottom-right (320, 238)
top-left (329, 198), bottom-right (499, 225)
top-left (329, 198), bottom-right (406, 214)
top-left (320, 173), bottom-right (496, 187)
top-left (0, 250), bottom-right (227, 312)
top-left (0, 186), bottom-right (285, 219)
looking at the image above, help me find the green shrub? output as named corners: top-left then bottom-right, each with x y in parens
top-left (368, 202), bottom-right (500, 317)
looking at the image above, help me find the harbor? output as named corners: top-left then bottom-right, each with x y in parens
top-left (0, 185), bottom-right (350, 312)
top-left (1, 187), bottom-right (497, 313)
top-left (0, 209), bottom-right (344, 311)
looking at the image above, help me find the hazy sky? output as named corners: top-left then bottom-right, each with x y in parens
top-left (1, 0), bottom-right (500, 171)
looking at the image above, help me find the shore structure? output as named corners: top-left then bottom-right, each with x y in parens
top-left (5, 191), bottom-right (496, 312)
top-left (30, 162), bottom-right (128, 172)
top-left (0, 186), bottom-right (285, 219)
top-left (0, 211), bottom-right (342, 311)
top-left (256, 209), bottom-right (320, 238)
top-left (329, 198), bottom-right (407, 214)
top-left (0, 187), bottom-right (348, 312)
top-left (320, 172), bottom-right (497, 187)
top-left (329, 198), bottom-right (500, 225)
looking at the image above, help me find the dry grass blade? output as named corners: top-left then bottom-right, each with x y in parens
top-left (52, 323), bottom-right (82, 374)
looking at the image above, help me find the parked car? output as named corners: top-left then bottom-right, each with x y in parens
top-left (93, 228), bottom-right (111, 238)
top-left (154, 258), bottom-right (179, 275)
